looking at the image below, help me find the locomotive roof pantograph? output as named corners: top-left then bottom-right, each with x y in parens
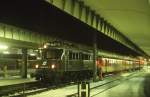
top-left (42, 40), bottom-right (93, 53)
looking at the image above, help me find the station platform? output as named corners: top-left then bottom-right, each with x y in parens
top-left (28, 71), bottom-right (140, 97)
top-left (0, 76), bottom-right (36, 86)
top-left (91, 71), bottom-right (150, 97)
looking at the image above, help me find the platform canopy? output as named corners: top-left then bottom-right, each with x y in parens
top-left (82, 0), bottom-right (150, 56)
top-left (0, 0), bottom-right (147, 56)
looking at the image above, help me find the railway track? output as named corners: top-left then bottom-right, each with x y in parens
top-left (91, 72), bottom-right (145, 97)
top-left (0, 81), bottom-right (42, 97)
top-left (0, 80), bottom-right (75, 97)
top-left (0, 72), bottom-right (139, 97)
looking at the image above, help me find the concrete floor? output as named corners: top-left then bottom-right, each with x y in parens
top-left (92, 72), bottom-right (150, 97)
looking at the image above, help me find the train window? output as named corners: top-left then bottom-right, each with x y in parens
top-left (69, 52), bottom-right (73, 59)
top-left (69, 52), bottom-right (76, 60)
top-left (75, 53), bottom-right (77, 59)
top-left (73, 53), bottom-right (76, 59)
top-left (83, 54), bottom-right (89, 60)
top-left (88, 55), bottom-right (91, 60)
top-left (79, 53), bottom-right (82, 59)
top-left (82, 54), bottom-right (85, 60)
top-left (76, 53), bottom-right (79, 60)
top-left (70, 52), bottom-right (80, 60)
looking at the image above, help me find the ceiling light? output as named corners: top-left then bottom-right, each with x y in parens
top-left (3, 51), bottom-right (10, 54)
top-left (0, 45), bottom-right (8, 49)
top-left (30, 53), bottom-right (36, 56)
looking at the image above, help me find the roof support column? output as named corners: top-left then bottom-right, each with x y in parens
top-left (93, 33), bottom-right (97, 81)
top-left (21, 48), bottom-right (28, 78)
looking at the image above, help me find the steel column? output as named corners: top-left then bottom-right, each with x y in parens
top-left (100, 18), bottom-right (104, 32)
top-left (73, 0), bottom-right (80, 18)
top-left (80, 5), bottom-right (86, 22)
top-left (21, 48), bottom-right (28, 78)
top-left (79, 1), bottom-right (84, 19)
top-left (93, 33), bottom-right (97, 81)
top-left (85, 6), bottom-right (90, 23)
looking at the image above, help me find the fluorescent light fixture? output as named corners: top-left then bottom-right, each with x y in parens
top-left (30, 53), bottom-right (36, 56)
top-left (0, 45), bottom-right (8, 49)
top-left (34, 49), bottom-right (38, 52)
top-left (37, 57), bottom-right (41, 60)
top-left (3, 51), bottom-right (10, 54)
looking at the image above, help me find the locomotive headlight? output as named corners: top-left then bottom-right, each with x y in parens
top-left (35, 64), bottom-right (39, 69)
top-left (51, 64), bottom-right (55, 69)
top-left (44, 45), bottom-right (47, 48)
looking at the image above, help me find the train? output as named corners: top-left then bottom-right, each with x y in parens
top-left (35, 41), bottom-right (93, 82)
top-left (96, 56), bottom-right (142, 76)
top-left (34, 41), bottom-right (145, 83)
top-left (0, 55), bottom-right (38, 77)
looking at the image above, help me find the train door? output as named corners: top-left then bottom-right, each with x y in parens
top-left (96, 57), bottom-right (104, 80)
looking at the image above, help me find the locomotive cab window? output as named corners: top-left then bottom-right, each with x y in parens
top-left (83, 54), bottom-right (90, 60)
top-left (69, 51), bottom-right (81, 60)
top-left (43, 49), bottom-right (63, 59)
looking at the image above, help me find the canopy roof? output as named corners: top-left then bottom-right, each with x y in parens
top-left (82, 0), bottom-right (150, 56)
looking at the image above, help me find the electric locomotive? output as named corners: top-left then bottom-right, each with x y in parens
top-left (35, 41), bottom-right (93, 82)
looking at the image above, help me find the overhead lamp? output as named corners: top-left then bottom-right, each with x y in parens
top-left (3, 51), bottom-right (10, 54)
top-left (34, 49), bottom-right (39, 52)
top-left (37, 57), bottom-right (41, 60)
top-left (30, 53), bottom-right (36, 56)
top-left (0, 44), bottom-right (8, 49)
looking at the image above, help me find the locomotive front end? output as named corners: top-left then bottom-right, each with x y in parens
top-left (35, 43), bottom-right (63, 81)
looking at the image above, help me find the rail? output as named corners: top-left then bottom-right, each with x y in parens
top-left (67, 72), bottom-right (138, 97)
